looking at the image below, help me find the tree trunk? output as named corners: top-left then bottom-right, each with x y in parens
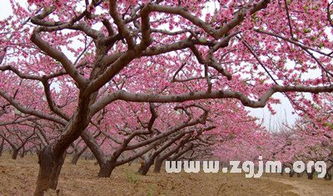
top-left (0, 138), bottom-right (4, 157)
top-left (20, 151), bottom-right (25, 158)
top-left (154, 159), bottom-right (163, 173)
top-left (71, 153), bottom-right (80, 165)
top-left (20, 149), bottom-right (26, 158)
top-left (11, 149), bottom-right (19, 160)
top-left (97, 161), bottom-right (115, 177)
top-left (153, 142), bottom-right (191, 173)
top-left (71, 146), bottom-right (87, 165)
top-left (289, 170), bottom-right (295, 177)
top-left (33, 94), bottom-right (94, 195)
top-left (34, 146), bottom-right (66, 196)
top-left (138, 134), bottom-right (188, 175)
top-left (325, 165), bottom-right (333, 180)
top-left (80, 131), bottom-right (102, 160)
top-left (307, 169), bottom-right (315, 180)
top-left (81, 131), bottom-right (111, 176)
top-left (137, 159), bottom-right (154, 175)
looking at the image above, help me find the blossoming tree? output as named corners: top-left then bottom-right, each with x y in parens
top-left (1, 0), bottom-right (333, 195)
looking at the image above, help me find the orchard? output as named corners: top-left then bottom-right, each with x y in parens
top-left (0, 0), bottom-right (333, 195)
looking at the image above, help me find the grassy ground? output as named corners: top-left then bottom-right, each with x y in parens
top-left (0, 154), bottom-right (332, 196)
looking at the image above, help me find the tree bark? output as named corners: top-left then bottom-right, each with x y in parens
top-left (81, 131), bottom-right (111, 176)
top-left (154, 158), bottom-right (163, 173)
top-left (325, 172), bottom-right (332, 180)
top-left (137, 158), bottom-right (154, 175)
top-left (0, 138), bottom-right (4, 157)
top-left (307, 169), bottom-right (315, 180)
top-left (137, 133), bottom-right (189, 175)
top-left (20, 151), bottom-right (25, 158)
top-left (325, 164), bottom-right (333, 180)
top-left (289, 170), bottom-right (295, 177)
top-left (20, 146), bottom-right (26, 158)
top-left (33, 94), bottom-right (93, 194)
top-left (34, 145), bottom-right (66, 196)
top-left (153, 142), bottom-right (192, 173)
top-left (11, 148), bottom-right (19, 160)
top-left (71, 153), bottom-right (80, 165)
top-left (71, 146), bottom-right (88, 165)
top-left (97, 160), bottom-right (116, 177)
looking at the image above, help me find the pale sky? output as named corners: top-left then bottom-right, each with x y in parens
top-left (0, 0), bottom-right (298, 131)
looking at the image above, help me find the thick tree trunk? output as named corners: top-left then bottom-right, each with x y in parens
top-left (11, 149), bottom-right (19, 160)
top-left (34, 146), bottom-right (66, 196)
top-left (97, 161), bottom-right (115, 177)
top-left (31, 78), bottom-right (95, 195)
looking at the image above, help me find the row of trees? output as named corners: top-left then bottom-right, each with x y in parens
top-left (217, 93), bottom-right (333, 180)
top-left (1, 0), bottom-right (333, 195)
top-left (2, 95), bottom-right (333, 179)
top-left (0, 98), bottom-right (262, 174)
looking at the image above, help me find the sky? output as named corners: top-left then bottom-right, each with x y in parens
top-left (0, 0), bottom-right (299, 131)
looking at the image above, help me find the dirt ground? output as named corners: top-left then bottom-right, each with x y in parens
top-left (0, 154), bottom-right (332, 196)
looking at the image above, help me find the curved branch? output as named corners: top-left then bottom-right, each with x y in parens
top-left (31, 29), bottom-right (88, 88)
top-left (90, 85), bottom-right (333, 115)
top-left (109, 0), bottom-right (135, 48)
top-left (41, 79), bottom-right (70, 121)
top-left (0, 89), bottom-right (66, 126)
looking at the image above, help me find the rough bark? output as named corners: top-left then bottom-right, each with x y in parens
top-left (33, 93), bottom-right (93, 193)
top-left (34, 145), bottom-right (66, 196)
top-left (81, 131), bottom-right (110, 176)
top-left (97, 160), bottom-right (116, 177)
